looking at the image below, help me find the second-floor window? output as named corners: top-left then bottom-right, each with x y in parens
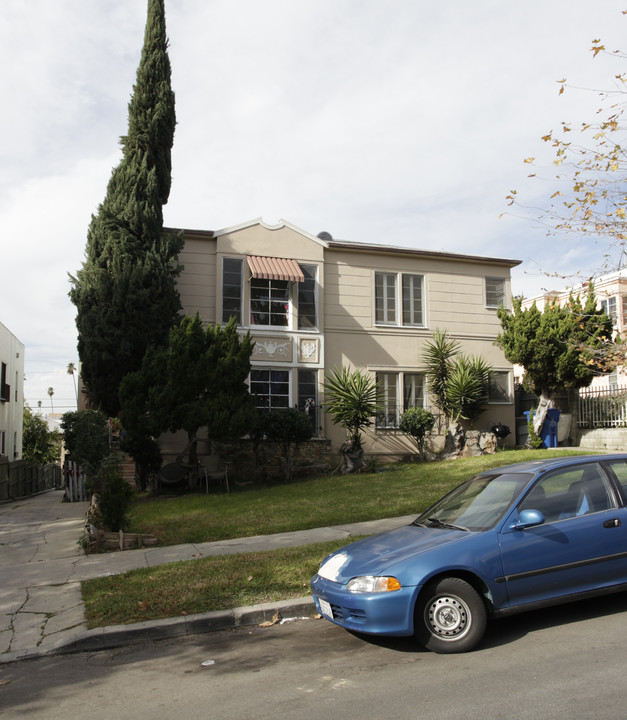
top-left (298, 264), bottom-right (317, 329)
top-left (486, 277), bottom-right (505, 308)
top-left (222, 258), bottom-right (243, 324)
top-left (250, 278), bottom-right (290, 326)
top-left (375, 272), bottom-right (424, 327)
top-left (600, 296), bottom-right (617, 323)
top-left (0, 363), bottom-right (9, 403)
top-left (222, 257), bottom-right (317, 329)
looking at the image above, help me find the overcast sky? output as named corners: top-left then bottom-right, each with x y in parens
top-left (1, 0), bottom-right (625, 412)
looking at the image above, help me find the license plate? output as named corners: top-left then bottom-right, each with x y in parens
top-left (319, 599), bottom-right (333, 619)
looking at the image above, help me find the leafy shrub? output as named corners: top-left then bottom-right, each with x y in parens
top-left (95, 457), bottom-right (136, 531)
top-left (61, 409), bottom-right (110, 476)
top-left (399, 407), bottom-right (436, 460)
top-left (22, 406), bottom-right (61, 465)
top-left (526, 409), bottom-right (544, 449)
top-left (264, 408), bottom-right (314, 481)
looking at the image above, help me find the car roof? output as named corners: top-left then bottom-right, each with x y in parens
top-left (476, 453), bottom-right (627, 477)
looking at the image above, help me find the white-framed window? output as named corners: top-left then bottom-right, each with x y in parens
top-left (222, 258), bottom-right (318, 330)
top-left (485, 277), bottom-right (505, 308)
top-left (402, 275), bottom-right (424, 326)
top-left (250, 278), bottom-right (290, 327)
top-left (376, 372), bottom-right (427, 428)
top-left (298, 368), bottom-right (319, 436)
top-left (376, 372), bottom-right (398, 428)
top-left (375, 272), bottom-right (425, 327)
top-left (600, 296), bottom-right (617, 322)
top-left (250, 368), bottom-right (290, 410)
top-left (403, 373), bottom-right (426, 409)
top-left (488, 371), bottom-right (511, 403)
top-left (297, 264), bottom-right (317, 330)
top-left (222, 257), bottom-right (243, 324)
top-left (375, 273), bottom-right (397, 325)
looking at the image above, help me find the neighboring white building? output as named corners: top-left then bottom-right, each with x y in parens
top-left (0, 322), bottom-right (25, 459)
top-left (521, 268), bottom-right (627, 389)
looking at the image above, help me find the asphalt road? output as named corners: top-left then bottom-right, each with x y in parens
top-left (3, 592), bottom-right (627, 720)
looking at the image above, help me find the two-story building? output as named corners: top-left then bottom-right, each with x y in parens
top-left (170, 218), bottom-right (520, 462)
top-left (0, 322), bottom-right (25, 460)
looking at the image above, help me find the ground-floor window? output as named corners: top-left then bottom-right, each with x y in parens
top-left (250, 368), bottom-right (290, 410)
top-left (298, 369), bottom-right (319, 435)
top-left (250, 367), bottom-right (321, 436)
top-left (376, 372), bottom-right (427, 429)
top-left (488, 371), bottom-right (511, 403)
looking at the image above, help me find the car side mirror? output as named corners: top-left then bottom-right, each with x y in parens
top-left (513, 508), bottom-right (545, 530)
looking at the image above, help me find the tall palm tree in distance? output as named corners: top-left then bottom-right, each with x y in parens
top-left (67, 362), bottom-right (78, 408)
top-left (47, 387), bottom-right (54, 413)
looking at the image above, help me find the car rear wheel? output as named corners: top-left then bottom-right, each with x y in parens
top-left (415, 577), bottom-right (487, 654)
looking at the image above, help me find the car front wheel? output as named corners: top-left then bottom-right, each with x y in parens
top-left (415, 577), bottom-right (487, 654)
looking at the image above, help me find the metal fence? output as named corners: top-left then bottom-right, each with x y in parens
top-left (578, 386), bottom-right (627, 428)
top-left (375, 404), bottom-right (446, 433)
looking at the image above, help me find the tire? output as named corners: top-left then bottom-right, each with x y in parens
top-left (415, 577), bottom-right (487, 654)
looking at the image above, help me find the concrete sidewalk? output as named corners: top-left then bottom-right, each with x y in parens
top-left (0, 489), bottom-right (415, 664)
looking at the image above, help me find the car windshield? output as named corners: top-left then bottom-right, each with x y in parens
top-left (415, 472), bottom-right (534, 532)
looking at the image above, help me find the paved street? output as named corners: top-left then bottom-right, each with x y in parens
top-left (0, 489), bottom-right (415, 661)
top-left (3, 592), bottom-right (627, 719)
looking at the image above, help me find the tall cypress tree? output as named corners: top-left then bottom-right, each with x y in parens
top-left (70, 0), bottom-right (183, 417)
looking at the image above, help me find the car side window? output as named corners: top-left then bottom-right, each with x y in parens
top-left (604, 460), bottom-right (627, 500)
top-left (518, 463), bottom-right (615, 522)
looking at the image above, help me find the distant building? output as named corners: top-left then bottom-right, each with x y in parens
top-left (0, 322), bottom-right (25, 459)
top-left (521, 268), bottom-right (627, 389)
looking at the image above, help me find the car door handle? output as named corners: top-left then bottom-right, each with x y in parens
top-left (603, 518), bottom-right (622, 528)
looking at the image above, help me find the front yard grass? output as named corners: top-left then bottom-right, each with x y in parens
top-left (127, 449), bottom-right (583, 545)
top-left (82, 539), bottom-right (356, 628)
top-left (82, 449), bottom-right (585, 627)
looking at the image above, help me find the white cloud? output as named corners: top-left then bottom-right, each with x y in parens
top-left (1, 0), bottom-right (625, 405)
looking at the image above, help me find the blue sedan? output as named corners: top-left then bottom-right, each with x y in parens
top-left (311, 454), bottom-right (627, 653)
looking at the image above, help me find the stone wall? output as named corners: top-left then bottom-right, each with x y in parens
top-left (163, 437), bottom-right (332, 484)
top-left (578, 428), bottom-right (627, 452)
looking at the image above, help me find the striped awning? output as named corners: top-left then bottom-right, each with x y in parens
top-left (247, 255), bottom-right (304, 282)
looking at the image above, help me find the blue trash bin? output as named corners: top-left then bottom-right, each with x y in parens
top-left (540, 408), bottom-right (561, 448)
top-left (524, 409), bottom-right (561, 448)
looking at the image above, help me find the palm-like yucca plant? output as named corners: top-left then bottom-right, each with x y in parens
top-left (323, 366), bottom-right (380, 455)
top-left (422, 329), bottom-right (460, 419)
top-left (423, 330), bottom-right (491, 426)
top-left (445, 355), bottom-right (491, 424)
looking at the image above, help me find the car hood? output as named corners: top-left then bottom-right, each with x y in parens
top-left (317, 524), bottom-right (470, 583)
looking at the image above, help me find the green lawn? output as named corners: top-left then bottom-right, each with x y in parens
top-left (82, 539), bottom-right (357, 627)
top-left (127, 448), bottom-right (582, 545)
top-left (84, 449), bottom-right (585, 628)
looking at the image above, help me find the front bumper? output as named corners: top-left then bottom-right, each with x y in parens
top-left (310, 573), bottom-right (420, 637)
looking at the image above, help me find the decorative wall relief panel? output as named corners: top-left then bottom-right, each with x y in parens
top-left (298, 338), bottom-right (319, 363)
top-left (252, 336), bottom-right (293, 362)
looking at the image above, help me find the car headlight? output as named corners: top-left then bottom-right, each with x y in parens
top-left (346, 576), bottom-right (402, 593)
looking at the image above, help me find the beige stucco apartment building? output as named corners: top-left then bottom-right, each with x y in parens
top-left (174, 218), bottom-right (521, 460)
top-left (0, 321), bottom-right (25, 460)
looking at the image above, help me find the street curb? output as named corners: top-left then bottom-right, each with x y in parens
top-left (0, 597), bottom-right (317, 664)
